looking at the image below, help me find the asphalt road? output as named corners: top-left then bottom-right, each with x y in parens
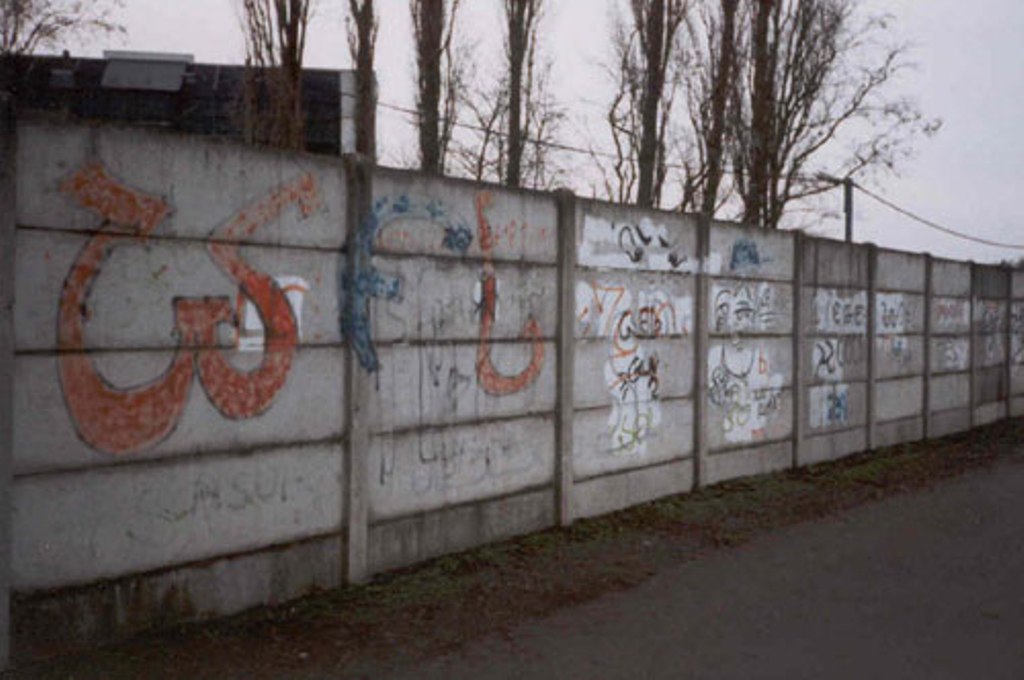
top-left (386, 453), bottom-right (1024, 680)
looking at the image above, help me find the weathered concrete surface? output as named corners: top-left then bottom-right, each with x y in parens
top-left (975, 265), bottom-right (1009, 300)
top-left (708, 223), bottom-right (793, 281)
top-left (931, 258), bottom-right (971, 297)
top-left (875, 249), bottom-right (926, 292)
top-left (12, 443), bottom-right (343, 590)
top-left (930, 373), bottom-right (971, 412)
top-left (801, 238), bottom-right (869, 288)
top-left (367, 489), bottom-right (553, 574)
top-left (704, 440), bottom-right (792, 485)
top-left (392, 454), bottom-right (1024, 680)
top-left (801, 427), bottom-right (867, 466)
top-left (572, 458), bottom-right (693, 520)
top-left (875, 377), bottom-right (924, 422)
top-left (573, 399), bottom-right (693, 479)
top-left (13, 532), bottom-right (342, 661)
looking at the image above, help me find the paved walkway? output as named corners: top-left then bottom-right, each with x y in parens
top-left (386, 454), bottom-right (1024, 680)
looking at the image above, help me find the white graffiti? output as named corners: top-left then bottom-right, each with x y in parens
top-left (813, 289), bottom-right (867, 334)
top-left (708, 341), bottom-right (784, 443)
top-left (809, 383), bottom-right (850, 430)
top-left (576, 281), bottom-right (692, 455)
top-left (578, 214), bottom-right (694, 272)
top-left (876, 293), bottom-right (912, 334)
top-left (934, 337), bottom-right (969, 372)
top-left (712, 281), bottom-right (784, 334)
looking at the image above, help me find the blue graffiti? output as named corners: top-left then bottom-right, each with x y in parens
top-left (342, 195), bottom-right (473, 372)
top-left (729, 238), bottom-right (769, 272)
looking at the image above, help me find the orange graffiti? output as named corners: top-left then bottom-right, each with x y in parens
top-left (474, 192), bottom-right (545, 396)
top-left (58, 164), bottom-right (319, 455)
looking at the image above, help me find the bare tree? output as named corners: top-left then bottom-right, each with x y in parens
top-left (411, 0), bottom-right (464, 174)
top-left (239, 0), bottom-right (313, 151)
top-left (346, 0), bottom-right (377, 158)
top-left (604, 0), bottom-right (687, 208)
top-left (503, 0), bottom-right (543, 188)
top-left (728, 0), bottom-right (940, 228)
top-left (1, 0), bottom-right (123, 89)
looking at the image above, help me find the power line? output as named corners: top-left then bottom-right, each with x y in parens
top-left (853, 183), bottom-right (1024, 251)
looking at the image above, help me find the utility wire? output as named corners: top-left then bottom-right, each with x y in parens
top-left (365, 94), bottom-right (1024, 251)
top-left (853, 183), bottom-right (1024, 251)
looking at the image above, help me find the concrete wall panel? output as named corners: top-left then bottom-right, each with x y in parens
top-left (930, 337), bottom-right (970, 374)
top-left (575, 273), bottom-right (695, 339)
top-left (574, 337), bottom-right (693, 408)
top-left (974, 402), bottom-right (1007, 426)
top-left (930, 372), bottom-right (970, 412)
top-left (572, 458), bottom-right (693, 520)
top-left (806, 381), bottom-right (867, 433)
top-left (800, 428), bottom-right (867, 467)
top-left (1013, 271), bottom-right (1024, 300)
top-left (929, 408), bottom-right (971, 438)
top-left (368, 341), bottom-right (556, 431)
top-left (875, 334), bottom-right (925, 379)
top-left (14, 347), bottom-right (345, 475)
top-left (576, 203), bottom-right (698, 273)
top-left (704, 440), bottom-right (792, 485)
top-left (931, 297), bottom-right (971, 335)
top-left (573, 398), bottom-right (693, 479)
top-left (974, 365), bottom-right (1007, 405)
top-left (875, 416), bottom-right (923, 448)
top-left (875, 292), bottom-right (924, 334)
top-left (801, 239), bottom-right (869, 288)
top-left (17, 123), bottom-right (347, 249)
top-left (367, 489), bottom-right (553, 574)
top-left (804, 288), bottom-right (868, 335)
top-left (931, 260), bottom-right (971, 297)
top-left (709, 279), bottom-right (793, 336)
top-left (16, 229), bottom-right (341, 352)
top-left (974, 333), bottom-right (1006, 368)
top-left (368, 416), bottom-right (554, 522)
top-left (805, 336), bottom-right (868, 384)
top-left (13, 443), bottom-right (343, 590)
top-left (371, 255), bottom-right (556, 343)
top-left (975, 266), bottom-right (1009, 300)
top-left (707, 224), bottom-right (793, 281)
top-left (373, 172), bottom-right (557, 264)
top-left (707, 388), bottom-right (793, 451)
top-left (875, 377), bottom-right (924, 422)
top-left (974, 299), bottom-right (1007, 333)
top-left (876, 250), bottom-right (925, 292)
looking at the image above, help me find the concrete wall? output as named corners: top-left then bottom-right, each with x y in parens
top-left (5, 117), bottom-right (1020, 665)
top-left (10, 121), bottom-right (348, 657)
top-left (800, 239), bottom-right (870, 465)
top-left (572, 201), bottom-right (696, 518)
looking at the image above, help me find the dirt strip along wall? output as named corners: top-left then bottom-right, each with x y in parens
top-left (929, 259), bottom-right (973, 437)
top-left (800, 239), bottom-right (870, 465)
top-left (10, 122), bottom-right (348, 657)
top-left (973, 265), bottom-right (1010, 425)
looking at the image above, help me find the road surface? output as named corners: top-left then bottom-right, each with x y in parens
top-left (385, 453), bottom-right (1024, 679)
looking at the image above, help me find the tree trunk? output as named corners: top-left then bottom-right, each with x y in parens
top-left (746, 0), bottom-right (773, 226)
top-left (701, 0), bottom-right (738, 218)
top-left (416, 0), bottom-right (444, 174)
top-left (636, 0), bottom-right (666, 208)
top-left (505, 1), bottom-right (527, 188)
top-left (349, 0), bottom-right (377, 158)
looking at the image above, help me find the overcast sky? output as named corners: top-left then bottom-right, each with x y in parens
top-left (65, 0), bottom-right (1024, 264)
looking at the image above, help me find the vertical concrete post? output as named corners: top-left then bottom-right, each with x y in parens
top-left (554, 189), bottom-right (577, 526)
top-left (0, 93), bottom-right (16, 668)
top-left (1005, 265), bottom-right (1013, 422)
top-left (969, 262), bottom-right (977, 429)
top-left (692, 218), bottom-right (710, 488)
top-left (342, 154), bottom-right (372, 584)
top-left (923, 255), bottom-right (933, 438)
top-left (866, 244), bottom-right (878, 450)
top-left (791, 232), bottom-right (805, 467)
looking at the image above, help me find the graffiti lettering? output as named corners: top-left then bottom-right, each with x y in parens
top-left (713, 282), bottom-right (780, 334)
top-left (876, 293), bottom-right (911, 333)
top-left (813, 289), bottom-right (867, 334)
top-left (728, 238), bottom-right (770, 273)
top-left (809, 383), bottom-right (850, 430)
top-left (812, 337), bottom-right (864, 381)
top-left (708, 341), bottom-right (784, 443)
top-left (475, 192), bottom-right (545, 395)
top-left (578, 214), bottom-right (690, 271)
top-left (58, 164), bottom-right (318, 454)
